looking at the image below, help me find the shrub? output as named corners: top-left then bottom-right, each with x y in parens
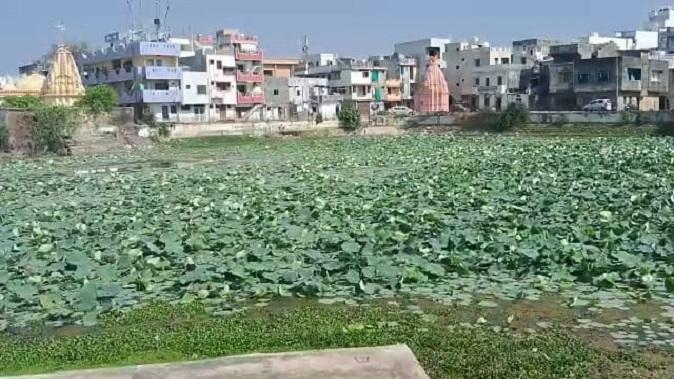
top-left (462, 103), bottom-right (529, 133)
top-left (77, 85), bottom-right (118, 116)
top-left (31, 106), bottom-right (81, 155)
top-left (0, 122), bottom-right (8, 152)
top-left (1, 96), bottom-right (43, 110)
top-left (338, 102), bottom-right (361, 131)
top-left (656, 122), bottom-right (674, 137)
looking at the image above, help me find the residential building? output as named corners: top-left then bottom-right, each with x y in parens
top-left (512, 39), bottom-right (561, 66)
top-left (580, 31), bottom-right (658, 51)
top-left (296, 54), bottom-right (387, 118)
top-left (394, 38), bottom-right (450, 96)
top-left (445, 40), bottom-right (512, 108)
top-left (263, 58), bottom-right (301, 78)
top-left (475, 64), bottom-right (529, 111)
top-left (179, 71), bottom-right (210, 123)
top-left (369, 54), bottom-right (418, 108)
top-left (216, 29), bottom-right (264, 120)
top-left (644, 6), bottom-right (674, 31)
top-left (540, 44), bottom-right (669, 111)
top-left (78, 40), bottom-right (183, 122)
top-left (180, 46), bottom-right (237, 121)
top-left (262, 76), bottom-right (341, 121)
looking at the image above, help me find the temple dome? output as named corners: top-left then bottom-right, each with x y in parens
top-left (41, 45), bottom-right (85, 106)
top-left (414, 55), bottom-right (450, 113)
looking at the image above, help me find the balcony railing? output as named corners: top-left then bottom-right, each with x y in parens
top-left (142, 89), bottom-right (183, 103)
top-left (386, 94), bottom-right (402, 102)
top-left (236, 71), bottom-right (264, 83)
top-left (85, 68), bottom-right (137, 85)
top-left (235, 51), bottom-right (263, 61)
top-left (144, 66), bottom-right (183, 80)
top-left (231, 35), bottom-right (258, 44)
top-left (237, 94), bottom-right (265, 104)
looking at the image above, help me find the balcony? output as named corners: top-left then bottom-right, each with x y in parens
top-left (237, 94), bottom-right (265, 105)
top-left (84, 68), bottom-right (137, 85)
top-left (386, 79), bottom-right (402, 88)
top-left (236, 51), bottom-right (263, 61)
top-left (386, 93), bottom-right (402, 102)
top-left (142, 89), bottom-right (183, 103)
top-left (144, 66), bottom-right (183, 80)
top-left (231, 34), bottom-right (258, 44)
top-left (236, 71), bottom-right (264, 83)
top-left (478, 85), bottom-right (508, 94)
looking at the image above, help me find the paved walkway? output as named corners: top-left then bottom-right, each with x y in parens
top-left (4, 345), bottom-right (429, 379)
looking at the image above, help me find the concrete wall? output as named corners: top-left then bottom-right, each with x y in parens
top-left (168, 120), bottom-right (339, 139)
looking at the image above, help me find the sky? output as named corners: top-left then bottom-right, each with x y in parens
top-left (0, 0), bottom-right (669, 74)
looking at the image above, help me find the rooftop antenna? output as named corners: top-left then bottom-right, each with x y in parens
top-left (163, 0), bottom-right (171, 39)
top-left (302, 34), bottom-right (309, 57)
top-left (126, 0), bottom-right (135, 37)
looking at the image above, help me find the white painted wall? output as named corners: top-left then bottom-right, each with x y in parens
top-left (181, 72), bottom-right (209, 105)
top-left (394, 38), bottom-right (450, 85)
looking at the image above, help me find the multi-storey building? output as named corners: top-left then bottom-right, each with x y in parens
top-left (512, 39), bottom-right (561, 66)
top-left (296, 54), bottom-right (387, 117)
top-left (181, 46), bottom-right (238, 121)
top-left (474, 64), bottom-right (529, 111)
top-left (445, 40), bottom-right (512, 109)
top-left (394, 38), bottom-right (450, 96)
top-left (369, 54), bottom-right (418, 108)
top-left (263, 58), bottom-right (301, 79)
top-left (79, 40), bottom-right (185, 122)
top-left (540, 44), bottom-right (669, 111)
top-left (216, 30), bottom-right (264, 120)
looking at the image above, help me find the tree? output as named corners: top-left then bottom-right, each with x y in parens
top-left (1, 96), bottom-right (43, 110)
top-left (338, 101), bottom-right (361, 131)
top-left (31, 105), bottom-right (80, 155)
top-left (77, 85), bottom-right (118, 116)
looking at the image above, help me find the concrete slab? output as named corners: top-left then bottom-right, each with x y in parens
top-left (4, 345), bottom-right (429, 379)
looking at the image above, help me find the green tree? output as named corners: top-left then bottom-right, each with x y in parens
top-left (77, 86), bottom-right (118, 116)
top-left (338, 101), bottom-right (361, 131)
top-left (31, 106), bottom-right (81, 155)
top-left (1, 96), bottom-right (43, 110)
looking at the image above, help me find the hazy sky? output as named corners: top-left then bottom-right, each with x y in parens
top-left (0, 0), bottom-right (669, 74)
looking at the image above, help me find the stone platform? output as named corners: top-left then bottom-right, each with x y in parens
top-left (4, 345), bottom-right (429, 379)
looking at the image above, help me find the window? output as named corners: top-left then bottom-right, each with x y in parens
top-left (186, 85), bottom-right (192, 90)
top-left (497, 76), bottom-right (503, 85)
top-left (456, 82), bottom-right (460, 87)
top-left (264, 70), bottom-right (273, 77)
top-left (559, 71), bottom-right (572, 84)
top-left (456, 65), bottom-right (460, 70)
top-left (502, 58), bottom-right (510, 64)
top-left (216, 82), bottom-right (231, 91)
top-left (651, 70), bottom-right (663, 83)
top-left (156, 59), bottom-right (163, 67)
top-left (297, 89), bottom-right (301, 96)
top-left (475, 77), bottom-right (480, 86)
top-left (484, 97), bottom-right (491, 107)
top-left (146, 59), bottom-right (155, 66)
top-left (577, 73), bottom-right (590, 84)
top-left (170, 105), bottom-right (177, 114)
top-left (362, 71), bottom-right (369, 78)
top-left (475, 59), bottom-right (481, 67)
top-left (521, 57), bottom-right (527, 64)
top-left (155, 81), bottom-right (169, 90)
top-left (461, 57), bottom-right (465, 62)
top-left (628, 68), bottom-right (642, 81)
top-left (197, 85), bottom-right (207, 95)
top-left (273, 89), bottom-right (280, 96)
top-left (597, 71), bottom-right (609, 83)
top-left (194, 105), bottom-right (205, 115)
top-left (181, 105), bottom-right (191, 111)
top-left (217, 60), bottom-right (223, 69)
top-left (486, 77), bottom-right (491, 86)
top-left (209, 59), bottom-right (215, 65)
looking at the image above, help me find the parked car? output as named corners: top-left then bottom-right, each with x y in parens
top-left (389, 106), bottom-right (414, 116)
top-left (583, 99), bottom-right (612, 112)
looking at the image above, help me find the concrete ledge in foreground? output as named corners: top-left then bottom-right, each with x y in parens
top-left (3, 344), bottom-right (429, 379)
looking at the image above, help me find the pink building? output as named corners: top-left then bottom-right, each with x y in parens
top-left (414, 53), bottom-right (449, 113)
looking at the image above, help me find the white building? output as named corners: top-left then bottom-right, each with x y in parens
top-left (445, 39), bottom-right (512, 108)
top-left (512, 39), bottom-right (561, 66)
top-left (369, 54), bottom-right (418, 108)
top-left (644, 7), bottom-right (674, 31)
top-left (474, 64), bottom-right (529, 111)
top-left (580, 31), bottom-right (658, 51)
top-left (179, 71), bottom-right (209, 123)
top-left (289, 77), bottom-right (340, 120)
top-left (394, 38), bottom-right (450, 95)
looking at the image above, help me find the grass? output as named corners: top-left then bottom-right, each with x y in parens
top-left (1, 303), bottom-right (672, 379)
